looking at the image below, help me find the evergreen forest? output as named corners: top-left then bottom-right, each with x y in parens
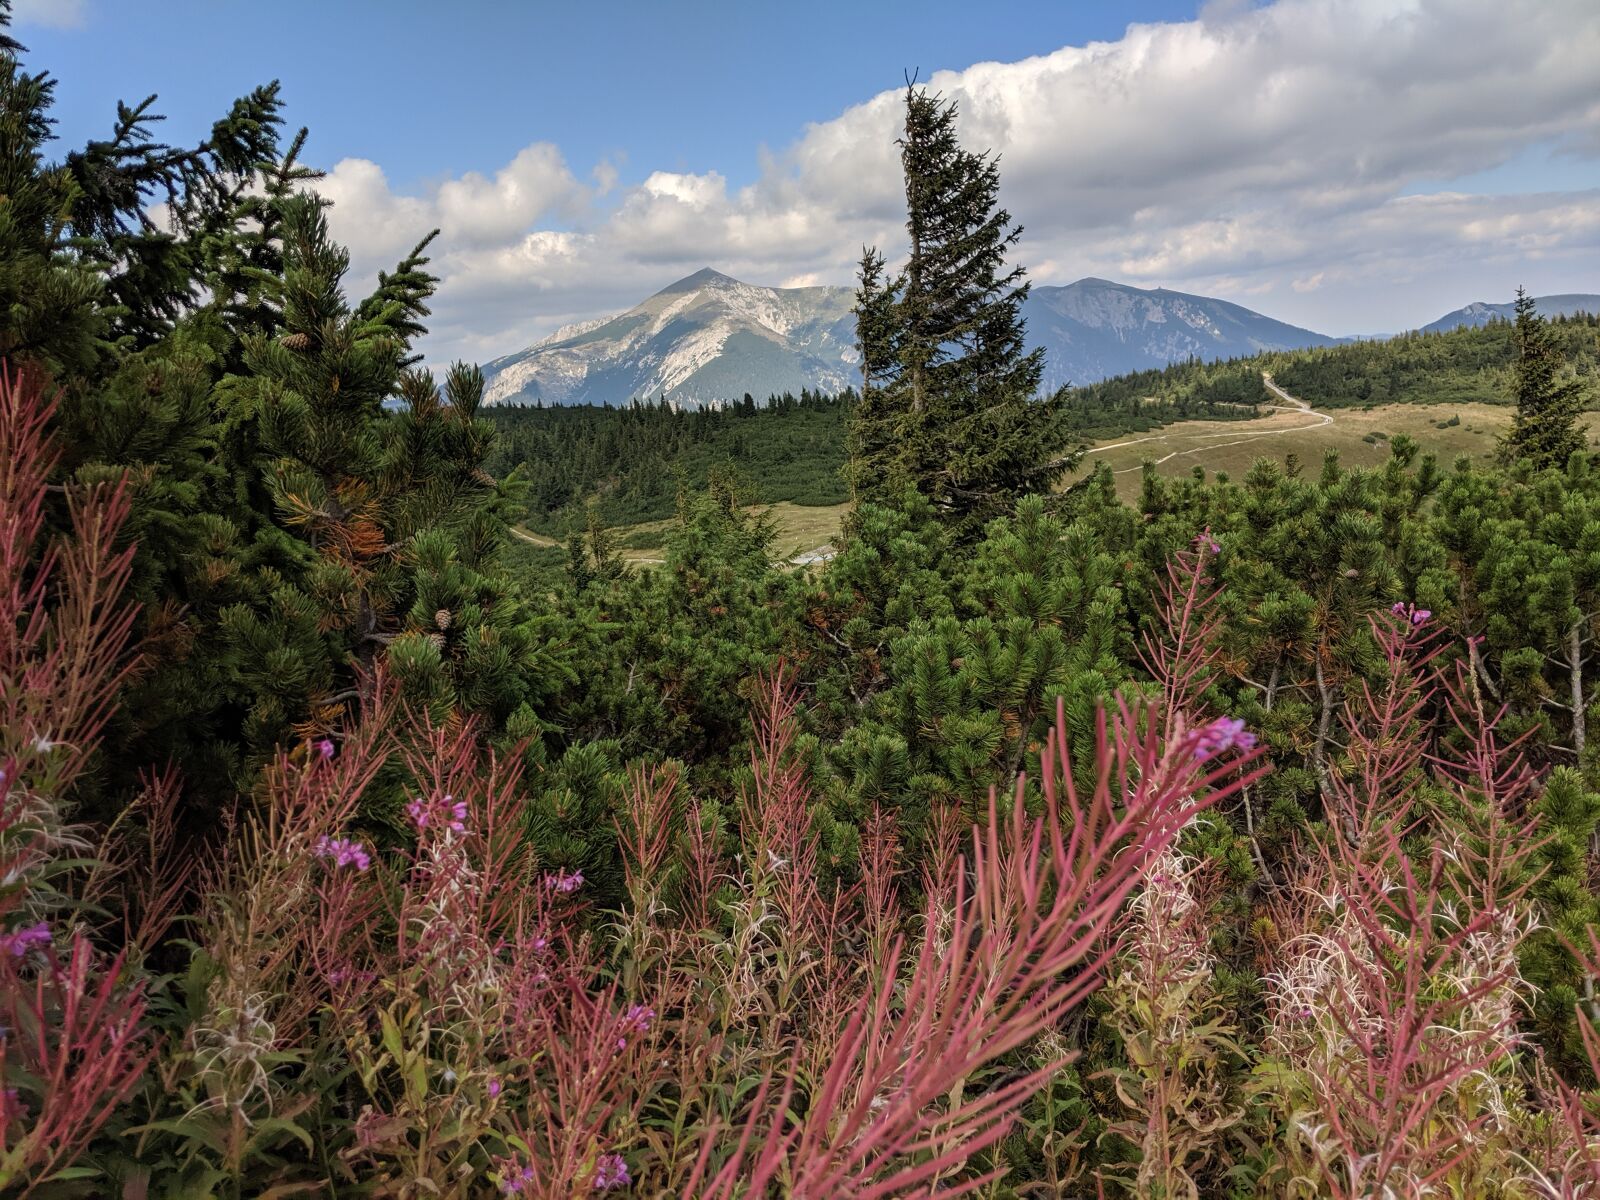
top-left (10, 8), bottom-right (1600, 1197)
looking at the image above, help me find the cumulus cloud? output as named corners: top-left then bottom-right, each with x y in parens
top-left (312, 0), bottom-right (1600, 366)
top-left (11, 0), bottom-right (88, 29)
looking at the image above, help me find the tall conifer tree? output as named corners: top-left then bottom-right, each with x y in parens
top-left (1503, 287), bottom-right (1587, 469)
top-left (848, 86), bottom-right (1071, 536)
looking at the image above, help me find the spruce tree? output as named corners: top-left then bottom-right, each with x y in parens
top-left (846, 246), bottom-right (902, 502)
top-left (1503, 287), bottom-right (1587, 469)
top-left (849, 87), bottom-right (1071, 536)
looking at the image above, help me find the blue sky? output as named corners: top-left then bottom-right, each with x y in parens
top-left (24, 1), bottom-right (1197, 197)
top-left (13, 0), bottom-right (1600, 363)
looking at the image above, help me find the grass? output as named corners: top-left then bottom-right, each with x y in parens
top-left (516, 400), bottom-right (1600, 556)
top-left (1065, 400), bottom-right (1600, 504)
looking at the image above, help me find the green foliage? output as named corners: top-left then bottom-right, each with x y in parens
top-left (848, 86), bottom-right (1072, 536)
top-left (485, 388), bottom-right (853, 534)
top-left (1504, 287), bottom-right (1591, 469)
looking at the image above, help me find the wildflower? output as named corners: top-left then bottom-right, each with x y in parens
top-left (487, 1076), bottom-right (502, 1099)
top-left (407, 794), bottom-right (468, 834)
top-left (1390, 600), bottom-right (1432, 627)
top-left (1192, 530), bottom-right (1221, 554)
top-left (0, 922), bottom-right (51, 957)
top-left (496, 1156), bottom-right (536, 1195)
top-left (1193, 716), bottom-right (1257, 761)
top-left (594, 1153), bottom-right (630, 1191)
top-left (0, 1087), bottom-right (24, 1121)
top-left (544, 868), bottom-right (585, 894)
top-left (30, 733), bottom-right (55, 754)
top-left (317, 737), bottom-right (336, 761)
top-left (616, 1003), bottom-right (656, 1051)
top-left (314, 835), bottom-right (372, 871)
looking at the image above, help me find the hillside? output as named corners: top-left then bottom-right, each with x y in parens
top-left (1027, 277), bottom-right (1341, 390)
top-left (480, 268), bottom-right (859, 408)
top-left (1421, 293), bottom-right (1600, 334)
top-left (488, 310), bottom-right (1600, 543)
top-left (485, 378), bottom-right (1261, 536)
top-left (480, 270), bottom-right (1344, 408)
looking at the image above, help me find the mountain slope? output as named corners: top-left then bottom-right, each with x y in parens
top-left (481, 270), bottom-right (1344, 407)
top-left (1024, 277), bottom-right (1340, 390)
top-left (481, 268), bottom-right (858, 408)
top-left (1421, 294), bottom-right (1600, 334)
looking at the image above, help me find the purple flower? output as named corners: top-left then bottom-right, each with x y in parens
top-left (544, 869), bottom-right (585, 894)
top-left (316, 737), bottom-right (336, 761)
top-left (496, 1156), bottom-right (536, 1195)
top-left (1192, 530), bottom-right (1221, 554)
top-left (314, 835), bottom-right (372, 871)
top-left (408, 794), bottom-right (468, 835)
top-left (1193, 716), bottom-right (1257, 762)
top-left (1390, 600), bottom-right (1432, 627)
top-left (0, 1087), bottom-right (25, 1122)
top-left (487, 1076), bottom-right (502, 1099)
top-left (616, 1003), bottom-right (656, 1051)
top-left (594, 1153), bottom-right (630, 1191)
top-left (0, 922), bottom-right (51, 958)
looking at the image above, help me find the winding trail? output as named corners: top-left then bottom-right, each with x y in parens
top-left (510, 527), bottom-right (560, 548)
top-left (1083, 372), bottom-right (1334, 475)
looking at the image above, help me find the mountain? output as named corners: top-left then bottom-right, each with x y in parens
top-left (1420, 294), bottom-right (1600, 334)
top-left (1023, 277), bottom-right (1341, 390)
top-left (480, 269), bottom-right (1343, 407)
top-left (481, 268), bottom-right (858, 408)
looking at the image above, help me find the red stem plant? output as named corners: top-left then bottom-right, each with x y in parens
top-left (679, 689), bottom-right (1267, 1198)
top-left (1259, 613), bottom-right (1546, 1198)
top-left (0, 363), bottom-right (148, 1194)
top-left (1097, 527), bottom-right (1253, 1198)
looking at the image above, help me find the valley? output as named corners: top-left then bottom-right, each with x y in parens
top-left (524, 380), bottom-right (1585, 565)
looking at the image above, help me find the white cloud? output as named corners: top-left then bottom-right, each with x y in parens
top-left (11, 0), bottom-right (87, 29)
top-left (310, 0), bottom-right (1600, 364)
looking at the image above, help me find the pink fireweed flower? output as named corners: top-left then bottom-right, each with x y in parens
top-left (1192, 529), bottom-right (1221, 554)
top-left (0, 922), bottom-right (51, 957)
top-left (496, 1156), bottom-right (536, 1195)
top-left (594, 1154), bottom-right (630, 1191)
top-left (407, 794), bottom-right (468, 834)
top-left (544, 868), bottom-right (585, 894)
top-left (487, 1075), bottom-right (502, 1099)
top-left (316, 737), bottom-right (335, 761)
top-left (1390, 600), bottom-right (1432, 626)
top-left (314, 835), bottom-right (372, 871)
top-left (0, 1087), bottom-right (24, 1122)
top-left (1193, 716), bottom-right (1257, 761)
top-left (616, 1003), bottom-right (655, 1051)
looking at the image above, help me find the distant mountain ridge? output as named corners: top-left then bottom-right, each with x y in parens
top-left (1419, 294), bottom-right (1600, 335)
top-left (1024, 277), bottom-right (1341, 390)
top-left (479, 270), bottom-right (1591, 408)
top-left (481, 268), bottom-right (858, 409)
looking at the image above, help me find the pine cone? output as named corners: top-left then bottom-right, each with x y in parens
top-left (281, 331), bottom-right (312, 352)
top-left (435, 608), bottom-right (452, 631)
top-left (426, 632), bottom-right (446, 652)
